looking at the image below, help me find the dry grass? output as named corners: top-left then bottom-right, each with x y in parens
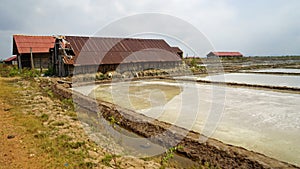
top-left (0, 77), bottom-right (95, 168)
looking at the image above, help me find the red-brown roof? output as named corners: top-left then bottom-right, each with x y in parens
top-left (63, 36), bottom-right (182, 65)
top-left (210, 52), bottom-right (243, 56)
top-left (13, 35), bottom-right (55, 54)
top-left (4, 55), bottom-right (17, 62)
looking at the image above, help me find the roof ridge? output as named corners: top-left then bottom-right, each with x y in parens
top-left (65, 35), bottom-right (166, 41)
top-left (13, 34), bottom-right (54, 37)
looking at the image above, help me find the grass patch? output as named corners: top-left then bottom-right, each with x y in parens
top-left (101, 154), bottom-right (114, 167)
top-left (63, 141), bottom-right (85, 149)
top-left (65, 111), bottom-right (78, 121)
top-left (21, 116), bottom-right (44, 133)
top-left (101, 154), bottom-right (121, 168)
top-left (51, 121), bottom-right (65, 126)
top-left (0, 65), bottom-right (41, 78)
top-left (40, 113), bottom-right (49, 122)
top-left (79, 161), bottom-right (96, 168)
top-left (34, 131), bottom-right (48, 139)
top-left (62, 98), bottom-right (75, 110)
top-left (0, 77), bottom-right (93, 168)
top-left (39, 135), bottom-right (89, 168)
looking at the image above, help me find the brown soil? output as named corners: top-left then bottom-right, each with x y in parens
top-left (0, 78), bottom-right (47, 169)
top-left (0, 98), bottom-right (46, 169)
top-left (0, 77), bottom-right (163, 169)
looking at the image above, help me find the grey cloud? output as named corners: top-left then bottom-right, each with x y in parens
top-left (1, 0), bottom-right (300, 59)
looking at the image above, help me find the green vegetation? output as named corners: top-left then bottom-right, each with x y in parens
top-left (183, 57), bottom-right (207, 74)
top-left (8, 65), bottom-right (20, 76)
top-left (108, 115), bottom-right (120, 128)
top-left (44, 66), bottom-right (54, 76)
top-left (20, 68), bottom-right (40, 78)
top-left (102, 154), bottom-right (114, 167)
top-left (51, 121), bottom-right (65, 126)
top-left (184, 57), bottom-right (203, 66)
top-left (96, 72), bottom-right (109, 80)
top-left (45, 88), bottom-right (54, 98)
top-left (62, 98), bottom-right (75, 111)
top-left (0, 64), bottom-right (17, 77)
top-left (160, 145), bottom-right (183, 169)
top-left (201, 162), bottom-right (220, 169)
top-left (101, 154), bottom-right (121, 168)
top-left (40, 113), bottom-right (49, 122)
top-left (0, 72), bottom-right (95, 168)
top-left (0, 64), bottom-right (40, 78)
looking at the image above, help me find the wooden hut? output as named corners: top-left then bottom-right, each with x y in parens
top-left (13, 35), bottom-right (55, 69)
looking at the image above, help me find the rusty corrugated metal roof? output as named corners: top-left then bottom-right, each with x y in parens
top-left (64, 36), bottom-right (182, 65)
top-left (171, 47), bottom-right (183, 53)
top-left (13, 35), bottom-right (55, 54)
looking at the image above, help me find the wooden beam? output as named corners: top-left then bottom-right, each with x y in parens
top-left (17, 54), bottom-right (22, 71)
top-left (30, 47), bottom-right (34, 69)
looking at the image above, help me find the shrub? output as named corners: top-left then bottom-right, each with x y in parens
top-left (21, 68), bottom-right (40, 78)
top-left (8, 66), bottom-right (20, 77)
top-left (44, 67), bottom-right (54, 76)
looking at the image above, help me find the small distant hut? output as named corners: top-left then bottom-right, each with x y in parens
top-left (13, 35), bottom-right (55, 69)
top-left (207, 52), bottom-right (243, 58)
top-left (3, 55), bottom-right (17, 65)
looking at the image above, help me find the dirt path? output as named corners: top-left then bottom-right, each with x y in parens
top-left (0, 102), bottom-right (43, 169)
top-left (0, 77), bottom-right (163, 169)
top-left (0, 78), bottom-right (46, 169)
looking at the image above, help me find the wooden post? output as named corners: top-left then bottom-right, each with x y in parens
top-left (53, 42), bottom-right (57, 75)
top-left (58, 54), bottom-right (61, 77)
top-left (40, 54), bottom-right (42, 73)
top-left (18, 54), bottom-right (22, 72)
top-left (30, 47), bottom-right (34, 70)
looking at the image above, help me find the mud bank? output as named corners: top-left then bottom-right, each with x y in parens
top-left (52, 82), bottom-right (299, 169)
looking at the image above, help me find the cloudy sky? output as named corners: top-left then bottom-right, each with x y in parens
top-left (1, 0), bottom-right (300, 59)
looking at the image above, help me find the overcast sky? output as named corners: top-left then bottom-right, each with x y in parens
top-left (1, 0), bottom-right (300, 59)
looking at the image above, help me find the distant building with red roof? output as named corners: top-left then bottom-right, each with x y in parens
top-left (13, 34), bottom-right (55, 69)
top-left (207, 52), bottom-right (243, 58)
top-left (3, 55), bottom-right (17, 65)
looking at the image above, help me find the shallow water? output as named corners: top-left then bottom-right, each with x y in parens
top-left (73, 79), bottom-right (300, 166)
top-left (198, 73), bottom-right (300, 88)
top-left (251, 68), bottom-right (300, 74)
